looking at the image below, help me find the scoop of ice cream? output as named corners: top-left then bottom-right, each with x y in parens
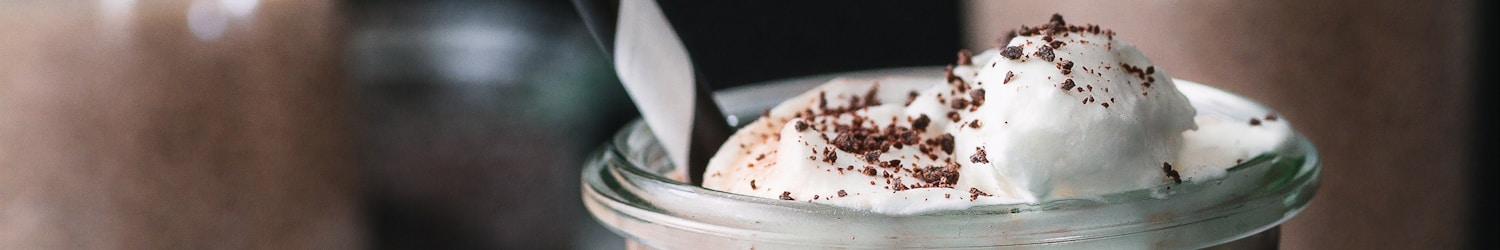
top-left (955, 17), bottom-right (1196, 200)
top-left (702, 15), bottom-right (1289, 214)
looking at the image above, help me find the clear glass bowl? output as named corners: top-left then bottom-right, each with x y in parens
top-left (582, 67), bottom-right (1320, 249)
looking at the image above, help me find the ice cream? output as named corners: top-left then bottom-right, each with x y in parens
top-left (702, 14), bottom-right (1291, 214)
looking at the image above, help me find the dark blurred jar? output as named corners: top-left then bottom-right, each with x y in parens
top-left (344, 0), bottom-right (630, 249)
top-left (0, 1), bottom-right (363, 248)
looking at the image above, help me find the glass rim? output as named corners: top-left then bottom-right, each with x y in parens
top-left (583, 66), bottom-right (1321, 248)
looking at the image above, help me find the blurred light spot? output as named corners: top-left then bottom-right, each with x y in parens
top-left (187, 0), bottom-right (228, 41)
top-left (429, 23), bottom-right (530, 86)
top-left (100, 0), bottom-right (136, 22)
top-left (99, 0), bottom-right (137, 40)
top-left (726, 114), bottom-right (739, 127)
top-left (219, 0), bottom-right (257, 19)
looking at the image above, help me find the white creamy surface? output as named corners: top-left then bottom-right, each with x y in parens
top-left (702, 25), bottom-right (1291, 214)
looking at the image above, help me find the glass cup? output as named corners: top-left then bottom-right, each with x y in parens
top-left (582, 67), bottom-right (1320, 249)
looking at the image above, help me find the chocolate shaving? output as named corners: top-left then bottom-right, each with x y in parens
top-left (780, 191), bottom-right (795, 200)
top-left (1060, 79), bottom-right (1076, 91)
top-left (950, 98), bottom-right (969, 110)
top-left (969, 188), bottom-right (991, 201)
top-left (1034, 45), bottom-right (1055, 62)
top-left (970, 147), bottom-right (989, 163)
top-left (1163, 162), bottom-right (1182, 184)
top-left (957, 49), bottom-right (973, 65)
top-left (795, 120), bottom-right (809, 132)
top-left (905, 91), bottom-right (920, 106)
top-left (1004, 71), bottom-right (1015, 84)
top-left (937, 134), bottom-right (955, 154)
top-left (838, 190), bottom-right (848, 197)
top-left (822, 147), bottom-right (837, 164)
top-left (912, 115), bottom-right (931, 130)
top-left (944, 64), bottom-right (957, 83)
top-left (1000, 46), bottom-right (1023, 60)
top-left (880, 160), bottom-right (902, 169)
top-left (750, 180), bottom-right (758, 190)
top-left (969, 89), bottom-right (986, 107)
top-left (861, 166), bottom-right (877, 176)
top-left (912, 164), bottom-right (960, 187)
top-left (1249, 118), bottom-right (1263, 126)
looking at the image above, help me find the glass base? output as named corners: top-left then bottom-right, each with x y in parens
top-left (624, 227), bottom-right (1279, 250)
top-left (1205, 226), bottom-right (1280, 250)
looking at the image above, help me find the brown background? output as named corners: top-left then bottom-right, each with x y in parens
top-left (0, 1), bottom-right (364, 248)
top-left (967, 1), bottom-right (1473, 249)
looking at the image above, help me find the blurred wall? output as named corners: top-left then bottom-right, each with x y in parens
top-left (964, 1), bottom-right (1473, 249)
top-left (0, 1), bottom-right (363, 248)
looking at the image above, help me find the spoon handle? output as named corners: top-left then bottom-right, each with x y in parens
top-left (573, 0), bottom-right (730, 185)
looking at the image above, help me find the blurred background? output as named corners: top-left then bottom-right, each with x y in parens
top-left (0, 0), bottom-right (1494, 249)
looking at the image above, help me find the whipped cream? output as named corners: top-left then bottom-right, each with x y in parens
top-left (702, 15), bottom-right (1291, 214)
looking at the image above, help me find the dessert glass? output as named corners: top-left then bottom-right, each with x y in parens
top-left (581, 67), bottom-right (1320, 249)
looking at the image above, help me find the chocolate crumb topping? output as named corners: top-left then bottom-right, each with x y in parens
top-left (862, 166), bottom-right (877, 176)
top-left (795, 120), bottom-right (809, 132)
top-left (938, 134), bottom-right (955, 154)
top-left (1049, 13), bottom-right (1066, 26)
top-left (1163, 162), bottom-right (1183, 184)
top-left (750, 180), bottom-right (758, 190)
top-left (1249, 118), bottom-right (1263, 126)
top-left (912, 114), bottom-right (931, 130)
top-left (946, 111), bottom-right (961, 122)
top-left (822, 147), bottom-right (837, 164)
top-left (957, 49), bottom-right (973, 65)
top-left (1060, 79), bottom-right (1076, 91)
top-left (880, 160), bottom-right (902, 169)
top-left (1265, 113), bottom-right (1279, 121)
top-left (1146, 66), bottom-right (1155, 74)
top-left (1034, 45), bottom-right (1056, 62)
top-left (1119, 63), bottom-right (1148, 80)
top-left (905, 91), bottom-right (920, 106)
top-left (970, 89), bottom-right (986, 107)
top-left (838, 190), bottom-right (848, 197)
top-left (968, 188), bottom-right (990, 201)
top-left (816, 92), bottom-right (828, 110)
top-left (1101, 102), bottom-right (1110, 108)
top-left (1049, 40), bottom-right (1066, 50)
top-left (780, 191), bottom-right (795, 200)
top-left (912, 165), bottom-right (960, 188)
top-left (968, 120), bottom-right (982, 128)
top-left (944, 64), bottom-right (957, 83)
top-left (1003, 71), bottom-right (1016, 84)
top-left (864, 151), bottom-right (881, 162)
top-left (1000, 46), bottom-right (1023, 60)
top-left (950, 98), bottom-right (969, 110)
top-left (971, 147), bottom-right (989, 163)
